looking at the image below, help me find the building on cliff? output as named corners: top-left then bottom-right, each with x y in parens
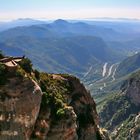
top-left (0, 56), bottom-right (25, 71)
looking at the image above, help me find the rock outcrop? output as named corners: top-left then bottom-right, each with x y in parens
top-left (0, 73), bottom-right (42, 140)
top-left (31, 74), bottom-right (108, 140)
top-left (122, 72), bottom-right (140, 105)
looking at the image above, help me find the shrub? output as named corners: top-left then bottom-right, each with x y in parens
top-left (34, 69), bottom-right (40, 80)
top-left (19, 58), bottom-right (32, 74)
top-left (41, 92), bottom-right (50, 109)
top-left (56, 108), bottom-right (65, 118)
top-left (15, 67), bottom-right (25, 78)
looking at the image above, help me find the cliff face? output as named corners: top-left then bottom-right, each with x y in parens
top-left (0, 66), bottom-right (42, 140)
top-left (111, 113), bottom-right (140, 140)
top-left (124, 73), bottom-right (140, 105)
top-left (31, 74), bottom-right (105, 140)
top-left (99, 71), bottom-right (140, 139)
top-left (0, 61), bottom-right (109, 140)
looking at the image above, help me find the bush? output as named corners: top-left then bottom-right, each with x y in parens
top-left (56, 108), bottom-right (65, 118)
top-left (19, 58), bottom-right (32, 74)
top-left (34, 69), bottom-right (40, 80)
top-left (15, 67), bottom-right (25, 78)
top-left (41, 92), bottom-right (50, 109)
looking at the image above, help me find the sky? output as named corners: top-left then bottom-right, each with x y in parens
top-left (0, 0), bottom-right (140, 21)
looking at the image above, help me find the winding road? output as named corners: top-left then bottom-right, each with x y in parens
top-left (83, 66), bottom-right (93, 78)
top-left (102, 63), bottom-right (108, 77)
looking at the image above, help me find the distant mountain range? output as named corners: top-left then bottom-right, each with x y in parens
top-left (0, 18), bottom-right (47, 32)
top-left (0, 19), bottom-right (140, 85)
top-left (0, 19), bottom-right (128, 76)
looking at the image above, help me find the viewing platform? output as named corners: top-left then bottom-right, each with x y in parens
top-left (0, 56), bottom-right (25, 72)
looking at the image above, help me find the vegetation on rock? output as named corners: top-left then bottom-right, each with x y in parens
top-left (19, 58), bottom-right (32, 74)
top-left (99, 70), bottom-right (140, 139)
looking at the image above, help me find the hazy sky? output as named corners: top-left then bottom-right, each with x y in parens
top-left (0, 0), bottom-right (140, 20)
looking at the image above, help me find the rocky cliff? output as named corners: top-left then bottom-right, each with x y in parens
top-left (123, 71), bottom-right (140, 105)
top-left (99, 70), bottom-right (140, 139)
top-left (0, 63), bottom-right (42, 140)
top-left (0, 58), bottom-right (109, 140)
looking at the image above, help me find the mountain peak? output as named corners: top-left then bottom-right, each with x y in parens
top-left (54, 19), bottom-right (69, 24)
